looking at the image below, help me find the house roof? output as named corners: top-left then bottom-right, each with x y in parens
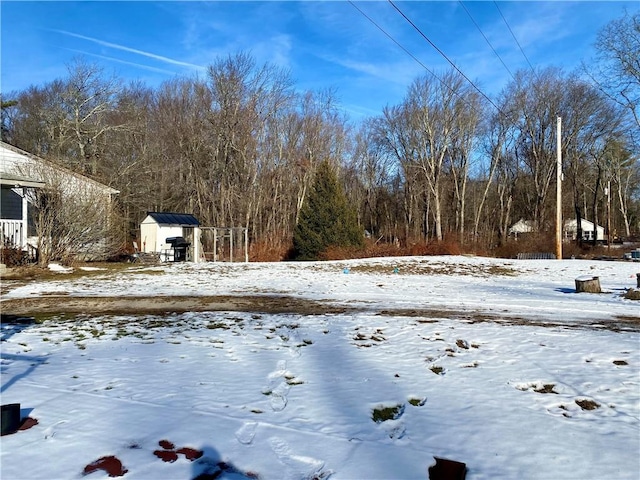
top-left (0, 172), bottom-right (46, 189)
top-left (509, 219), bottom-right (534, 234)
top-left (1, 141), bottom-right (119, 195)
top-left (564, 218), bottom-right (604, 230)
top-left (145, 212), bottom-right (200, 226)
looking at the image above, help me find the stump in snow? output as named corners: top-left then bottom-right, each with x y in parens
top-left (575, 276), bottom-right (601, 293)
top-left (637, 273), bottom-right (640, 288)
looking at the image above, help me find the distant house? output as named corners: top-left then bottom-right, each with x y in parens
top-left (139, 212), bottom-right (200, 261)
top-left (0, 142), bottom-right (119, 260)
top-left (564, 218), bottom-right (605, 242)
top-left (509, 219), bottom-right (534, 239)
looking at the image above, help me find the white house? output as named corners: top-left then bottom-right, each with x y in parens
top-left (0, 142), bottom-right (119, 259)
top-left (564, 218), bottom-right (606, 242)
top-left (508, 219), bottom-right (535, 239)
top-left (140, 212), bottom-right (201, 261)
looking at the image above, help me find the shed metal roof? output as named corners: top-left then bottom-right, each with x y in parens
top-left (146, 212), bottom-right (200, 226)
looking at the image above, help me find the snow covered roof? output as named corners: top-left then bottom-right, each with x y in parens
top-left (509, 219), bottom-right (534, 234)
top-left (564, 218), bottom-right (604, 232)
top-left (143, 212), bottom-right (200, 226)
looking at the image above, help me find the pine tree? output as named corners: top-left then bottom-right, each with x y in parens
top-left (293, 160), bottom-right (364, 260)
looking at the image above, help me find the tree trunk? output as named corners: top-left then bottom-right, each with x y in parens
top-left (575, 276), bottom-right (601, 293)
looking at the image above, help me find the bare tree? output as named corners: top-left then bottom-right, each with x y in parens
top-left (589, 10), bottom-right (640, 135)
top-left (499, 68), bottom-right (564, 232)
top-left (349, 118), bottom-right (396, 239)
top-left (15, 162), bottom-right (119, 266)
top-left (475, 106), bottom-right (516, 244)
top-left (561, 74), bottom-right (623, 244)
top-left (447, 88), bottom-right (483, 242)
top-left (604, 139), bottom-right (639, 237)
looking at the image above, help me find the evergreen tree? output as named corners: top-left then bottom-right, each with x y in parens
top-left (293, 160), bottom-right (364, 260)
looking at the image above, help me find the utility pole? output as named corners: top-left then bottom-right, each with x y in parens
top-left (606, 180), bottom-right (611, 253)
top-left (556, 116), bottom-right (562, 260)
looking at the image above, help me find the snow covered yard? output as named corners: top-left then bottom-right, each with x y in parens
top-left (1, 256), bottom-right (639, 479)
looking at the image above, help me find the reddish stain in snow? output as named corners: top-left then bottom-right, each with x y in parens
top-left (83, 456), bottom-right (128, 477)
top-left (153, 449), bottom-right (179, 462)
top-left (177, 447), bottom-right (204, 461)
top-left (158, 439), bottom-right (175, 450)
top-left (19, 417), bottom-right (39, 431)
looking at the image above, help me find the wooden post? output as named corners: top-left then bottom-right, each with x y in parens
top-left (636, 273), bottom-right (640, 288)
top-left (213, 228), bottom-right (218, 262)
top-left (575, 276), bottom-right (601, 293)
top-left (244, 227), bottom-right (249, 263)
top-left (556, 116), bottom-right (563, 260)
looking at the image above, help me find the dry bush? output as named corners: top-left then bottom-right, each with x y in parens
top-left (1, 247), bottom-right (31, 267)
top-left (319, 237), bottom-right (463, 261)
top-left (562, 241), bottom-right (624, 260)
top-left (462, 241), bottom-right (491, 257)
top-left (249, 240), bottom-right (291, 262)
top-left (411, 238), bottom-right (462, 256)
top-left (319, 244), bottom-right (366, 261)
top-left (489, 233), bottom-right (625, 259)
top-left (363, 244), bottom-right (404, 258)
top-left (491, 234), bottom-right (556, 259)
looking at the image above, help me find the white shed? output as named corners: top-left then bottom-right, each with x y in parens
top-left (140, 212), bottom-right (200, 261)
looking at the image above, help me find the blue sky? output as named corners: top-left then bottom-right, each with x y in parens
top-left (1, 1), bottom-right (636, 121)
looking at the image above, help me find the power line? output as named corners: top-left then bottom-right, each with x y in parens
top-left (387, 0), bottom-right (502, 113)
top-left (458, 0), bottom-right (515, 82)
top-left (347, 1), bottom-right (439, 84)
top-left (493, 1), bottom-right (538, 78)
top-left (347, 0), bottom-right (484, 114)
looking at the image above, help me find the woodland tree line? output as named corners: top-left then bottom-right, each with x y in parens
top-left (1, 11), bottom-right (639, 261)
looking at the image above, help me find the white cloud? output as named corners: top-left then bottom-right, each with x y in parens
top-left (51, 29), bottom-right (206, 71)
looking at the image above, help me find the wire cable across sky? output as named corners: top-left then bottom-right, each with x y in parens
top-left (387, 0), bottom-right (503, 113)
top-left (348, 0), bottom-right (502, 115)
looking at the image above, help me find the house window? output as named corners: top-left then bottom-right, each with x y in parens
top-left (0, 188), bottom-right (23, 220)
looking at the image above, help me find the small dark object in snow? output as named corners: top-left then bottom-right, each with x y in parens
top-left (1, 403), bottom-right (21, 436)
top-left (428, 457), bottom-right (467, 480)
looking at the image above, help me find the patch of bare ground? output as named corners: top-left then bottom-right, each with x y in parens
top-left (2, 295), bottom-right (638, 332)
top-left (0, 295), bottom-right (353, 318)
top-left (378, 308), bottom-right (640, 332)
top-left (347, 262), bottom-right (517, 277)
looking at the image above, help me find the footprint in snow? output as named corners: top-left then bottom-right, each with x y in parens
top-left (268, 360), bottom-right (287, 379)
top-left (235, 422), bottom-right (258, 445)
top-left (264, 360), bottom-right (291, 412)
top-left (269, 382), bottom-right (290, 412)
top-left (269, 437), bottom-right (331, 480)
